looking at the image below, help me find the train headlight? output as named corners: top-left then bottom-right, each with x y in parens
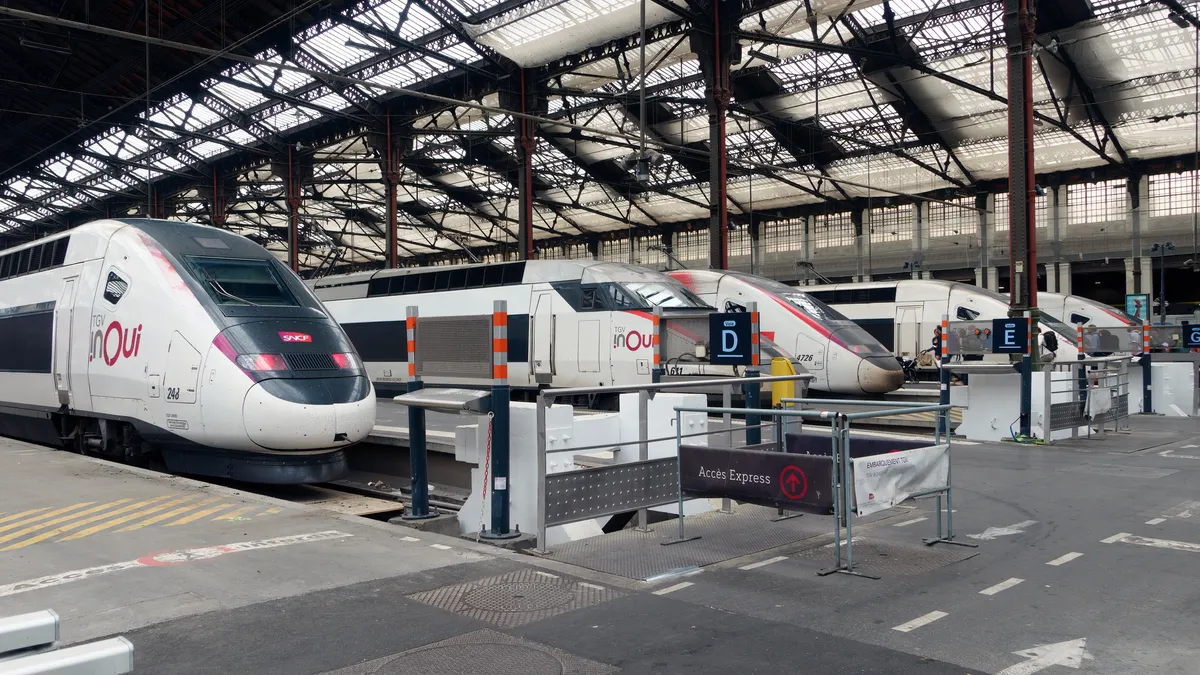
top-left (236, 354), bottom-right (289, 371)
top-left (330, 352), bottom-right (361, 370)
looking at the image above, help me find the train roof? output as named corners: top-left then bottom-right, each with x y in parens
top-left (311, 259), bottom-right (672, 290)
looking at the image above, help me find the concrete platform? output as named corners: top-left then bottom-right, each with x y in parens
top-left (2, 414), bottom-right (1199, 674)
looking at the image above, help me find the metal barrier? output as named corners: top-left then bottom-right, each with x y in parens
top-left (532, 372), bottom-right (813, 552)
top-left (1042, 355), bottom-right (1131, 440)
top-left (0, 610), bottom-right (132, 673)
top-left (672, 398), bottom-right (970, 579)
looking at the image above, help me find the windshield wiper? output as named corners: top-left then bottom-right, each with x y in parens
top-left (201, 270), bottom-right (259, 307)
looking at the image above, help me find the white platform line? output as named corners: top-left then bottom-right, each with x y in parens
top-left (1046, 552), bottom-right (1083, 566)
top-left (1146, 518), bottom-right (1166, 525)
top-left (893, 517), bottom-right (929, 528)
top-left (430, 543), bottom-right (452, 550)
top-left (653, 582), bottom-right (694, 596)
top-left (400, 536), bottom-right (420, 542)
top-left (739, 556), bottom-right (788, 571)
top-left (979, 578), bottom-right (1025, 596)
top-left (535, 571), bottom-right (559, 579)
top-left (1101, 532), bottom-right (1131, 544)
top-left (892, 611), bottom-right (948, 633)
top-left (578, 582), bottom-right (607, 591)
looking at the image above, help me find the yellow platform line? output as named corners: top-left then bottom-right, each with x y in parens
top-left (0, 502), bottom-right (99, 535)
top-left (1, 497), bottom-right (173, 551)
top-left (212, 506), bottom-right (256, 521)
top-left (0, 500), bottom-right (126, 543)
top-left (256, 507), bottom-right (282, 517)
top-left (164, 503), bottom-right (235, 526)
top-left (58, 495), bottom-right (197, 542)
top-left (116, 496), bottom-right (222, 532)
top-left (0, 507), bottom-right (51, 525)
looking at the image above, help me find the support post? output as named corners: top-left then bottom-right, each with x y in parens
top-left (403, 307), bottom-right (435, 520)
top-left (1076, 323), bottom-right (1088, 409)
top-left (1005, 0), bottom-right (1039, 439)
top-left (535, 393), bottom-right (548, 551)
top-left (652, 306), bottom-right (663, 383)
top-left (1142, 322), bottom-right (1153, 413)
top-left (744, 302), bottom-right (762, 446)
top-left (1021, 310), bottom-right (1033, 438)
top-left (287, 145), bottom-right (301, 272)
top-left (721, 383), bottom-right (733, 514)
top-left (483, 300), bottom-right (517, 539)
top-left (690, 0), bottom-right (734, 270)
top-left (939, 314), bottom-right (950, 441)
top-left (384, 114), bottom-right (400, 269)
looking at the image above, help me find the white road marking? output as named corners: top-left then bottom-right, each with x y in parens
top-left (535, 571), bottom-right (559, 579)
top-left (1101, 532), bottom-right (1131, 544)
top-left (1164, 501), bottom-right (1200, 519)
top-left (1159, 448), bottom-right (1200, 460)
top-left (0, 531), bottom-right (352, 598)
top-left (430, 543), bottom-right (452, 550)
top-left (979, 578), bottom-right (1025, 596)
top-left (578, 582), bottom-right (607, 591)
top-left (998, 638), bottom-right (1092, 675)
top-left (1169, 404), bottom-right (1189, 417)
top-left (739, 556), bottom-right (788, 571)
top-left (967, 520), bottom-right (1038, 540)
top-left (400, 536), bottom-right (420, 542)
top-left (892, 611), bottom-right (948, 633)
top-left (1183, 444), bottom-right (1199, 449)
top-left (1118, 534), bottom-right (1200, 553)
top-left (1146, 518), bottom-right (1166, 525)
top-left (1046, 552), bottom-right (1083, 566)
top-left (652, 581), bottom-right (693, 596)
top-left (893, 517), bottom-right (929, 528)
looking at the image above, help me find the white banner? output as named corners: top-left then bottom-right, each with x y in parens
top-left (852, 445), bottom-right (950, 517)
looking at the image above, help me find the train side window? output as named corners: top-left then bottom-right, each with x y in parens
top-left (417, 272), bottom-right (435, 292)
top-left (434, 270), bottom-right (451, 291)
top-left (52, 239), bottom-right (69, 266)
top-left (17, 249), bottom-right (30, 275)
top-left (0, 253), bottom-right (9, 279)
top-left (367, 277), bottom-right (391, 297)
top-left (402, 275), bottom-right (419, 294)
top-left (1070, 313), bottom-right (1090, 325)
top-left (466, 266), bottom-right (485, 287)
top-left (502, 263), bottom-right (525, 284)
top-left (956, 307), bottom-right (980, 320)
top-left (868, 288), bottom-right (896, 303)
top-left (484, 265), bottom-right (504, 286)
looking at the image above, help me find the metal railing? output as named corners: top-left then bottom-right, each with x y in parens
top-left (533, 373), bottom-right (813, 551)
top-left (1042, 355), bottom-right (1132, 439)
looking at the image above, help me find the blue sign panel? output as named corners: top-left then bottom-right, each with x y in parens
top-left (1125, 294), bottom-right (1150, 322)
top-left (709, 312), bottom-right (754, 365)
top-left (1185, 323), bottom-right (1200, 348)
top-left (991, 317), bottom-right (1029, 354)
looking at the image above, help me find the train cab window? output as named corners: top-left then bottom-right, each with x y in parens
top-left (1070, 313), bottom-right (1090, 325)
top-left (606, 284), bottom-right (643, 309)
top-left (188, 257), bottom-right (300, 306)
top-left (956, 307), bottom-right (980, 320)
top-left (622, 281), bottom-right (708, 309)
top-left (580, 287), bottom-right (599, 310)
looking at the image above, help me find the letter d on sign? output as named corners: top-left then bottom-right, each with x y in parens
top-left (723, 329), bottom-right (738, 353)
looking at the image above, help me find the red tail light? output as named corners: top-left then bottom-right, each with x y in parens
top-left (331, 352), bottom-right (360, 369)
top-left (236, 354), bottom-right (289, 371)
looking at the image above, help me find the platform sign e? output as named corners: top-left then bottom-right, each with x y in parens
top-left (1185, 323), bottom-right (1200, 348)
top-left (709, 312), bottom-right (753, 365)
top-left (991, 317), bottom-right (1029, 354)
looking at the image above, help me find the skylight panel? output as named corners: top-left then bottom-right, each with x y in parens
top-left (302, 22), bottom-right (384, 70)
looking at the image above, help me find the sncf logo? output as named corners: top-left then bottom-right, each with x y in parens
top-left (278, 332), bottom-right (312, 343)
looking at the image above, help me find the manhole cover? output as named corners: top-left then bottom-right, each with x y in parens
top-left (378, 644), bottom-right (563, 675)
top-left (462, 582), bottom-right (576, 613)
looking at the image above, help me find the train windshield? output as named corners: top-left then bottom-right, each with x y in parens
top-left (1039, 313), bottom-right (1076, 341)
top-left (621, 281), bottom-right (709, 309)
top-left (188, 257), bottom-right (302, 307)
top-left (734, 274), bottom-right (893, 357)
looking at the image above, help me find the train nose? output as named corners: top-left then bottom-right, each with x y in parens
top-left (858, 356), bottom-right (904, 394)
top-left (242, 377), bottom-right (375, 450)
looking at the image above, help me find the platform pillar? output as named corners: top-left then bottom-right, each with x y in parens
top-left (483, 300), bottom-right (518, 539)
top-left (1141, 323), bottom-right (1153, 413)
top-left (403, 307), bottom-right (436, 520)
top-left (744, 303), bottom-right (762, 446)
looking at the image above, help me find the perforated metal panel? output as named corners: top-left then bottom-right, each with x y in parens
top-left (1049, 401), bottom-right (1086, 431)
top-left (545, 458), bottom-right (678, 527)
top-left (415, 315), bottom-right (492, 379)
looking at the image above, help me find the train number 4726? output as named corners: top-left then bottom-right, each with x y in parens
top-left (796, 354), bottom-right (815, 362)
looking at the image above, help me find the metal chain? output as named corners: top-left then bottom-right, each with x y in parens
top-left (476, 412), bottom-right (494, 541)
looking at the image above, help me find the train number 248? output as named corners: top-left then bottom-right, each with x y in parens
top-left (166, 387), bottom-right (181, 400)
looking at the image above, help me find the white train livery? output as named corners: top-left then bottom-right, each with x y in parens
top-left (668, 270), bottom-right (903, 394)
top-left (0, 219), bottom-right (375, 483)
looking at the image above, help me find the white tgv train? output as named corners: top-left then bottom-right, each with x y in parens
top-left (312, 260), bottom-right (799, 397)
top-left (668, 270), bottom-right (903, 394)
top-left (0, 219), bottom-right (375, 483)
top-left (804, 280), bottom-right (1081, 362)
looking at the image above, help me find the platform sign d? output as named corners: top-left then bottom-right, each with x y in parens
top-left (1185, 323), bottom-right (1200, 348)
top-left (991, 318), bottom-right (1029, 354)
top-left (709, 312), bottom-right (753, 365)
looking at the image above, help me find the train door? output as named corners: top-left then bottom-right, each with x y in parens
top-left (52, 277), bottom-right (78, 406)
top-left (894, 304), bottom-right (922, 358)
top-left (794, 332), bottom-right (826, 386)
top-left (531, 291), bottom-right (555, 383)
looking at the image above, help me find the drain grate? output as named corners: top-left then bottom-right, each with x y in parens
top-left (409, 568), bottom-right (623, 628)
top-left (794, 537), bottom-right (978, 576)
top-left (316, 629), bottom-right (617, 675)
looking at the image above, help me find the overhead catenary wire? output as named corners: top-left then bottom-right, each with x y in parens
top-left (0, 4), bottom-right (985, 213)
